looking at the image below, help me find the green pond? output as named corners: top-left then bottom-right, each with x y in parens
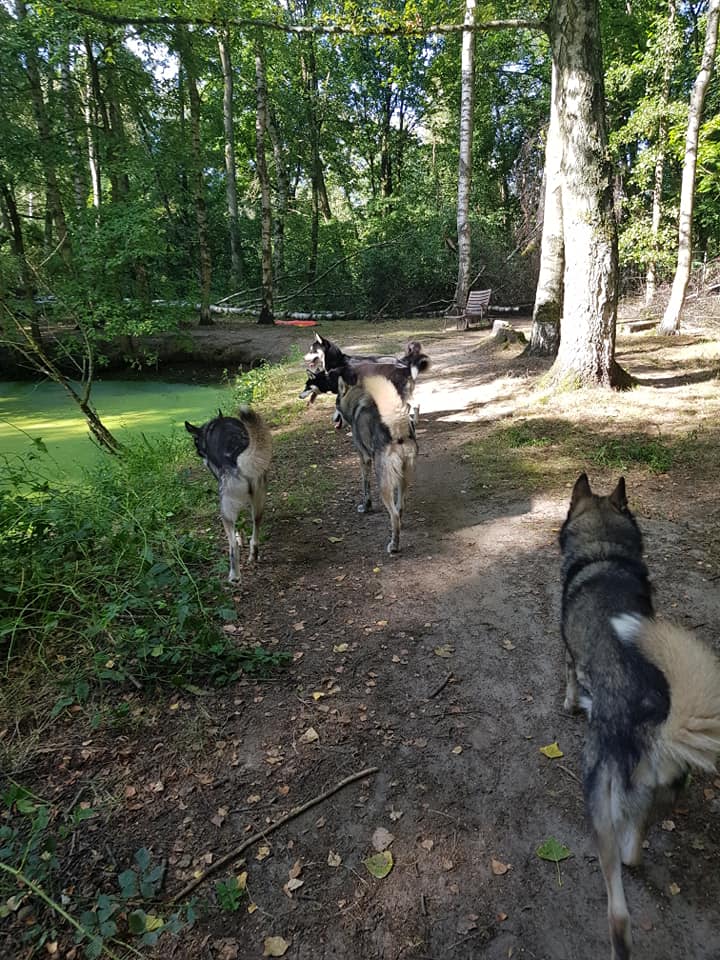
top-left (0, 379), bottom-right (233, 475)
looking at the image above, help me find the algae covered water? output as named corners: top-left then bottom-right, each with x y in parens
top-left (0, 379), bottom-right (233, 474)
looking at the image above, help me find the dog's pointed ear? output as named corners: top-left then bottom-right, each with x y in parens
top-left (217, 408), bottom-right (224, 418)
top-left (185, 421), bottom-right (200, 436)
top-left (610, 476), bottom-right (628, 511)
top-left (314, 332), bottom-right (323, 344)
top-left (337, 376), bottom-right (347, 397)
top-left (570, 473), bottom-right (592, 510)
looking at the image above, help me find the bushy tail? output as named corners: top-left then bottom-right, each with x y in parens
top-left (363, 375), bottom-right (413, 442)
top-left (613, 614), bottom-right (720, 771)
top-left (236, 406), bottom-right (272, 478)
top-left (404, 340), bottom-right (431, 379)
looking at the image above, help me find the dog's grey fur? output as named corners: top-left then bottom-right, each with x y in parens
top-left (335, 375), bottom-right (418, 554)
top-left (185, 408), bottom-right (272, 582)
top-left (561, 473), bottom-right (720, 960)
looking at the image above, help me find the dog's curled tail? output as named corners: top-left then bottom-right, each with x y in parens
top-left (405, 340), bottom-right (431, 380)
top-left (363, 375), bottom-right (413, 442)
top-left (236, 406), bottom-right (272, 478)
top-left (613, 614), bottom-right (720, 771)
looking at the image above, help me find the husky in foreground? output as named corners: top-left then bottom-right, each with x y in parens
top-left (335, 375), bottom-right (418, 554)
top-left (560, 473), bottom-right (720, 960)
top-left (185, 408), bottom-right (272, 582)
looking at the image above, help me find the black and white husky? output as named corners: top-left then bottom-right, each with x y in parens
top-left (185, 408), bottom-right (272, 582)
top-left (299, 335), bottom-right (430, 422)
top-left (560, 473), bottom-right (720, 959)
top-left (335, 375), bottom-right (418, 554)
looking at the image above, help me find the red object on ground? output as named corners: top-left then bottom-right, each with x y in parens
top-left (274, 319), bottom-right (318, 327)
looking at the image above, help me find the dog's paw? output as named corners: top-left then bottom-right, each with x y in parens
top-left (228, 571), bottom-right (241, 583)
top-left (386, 540), bottom-right (400, 554)
top-left (563, 696), bottom-right (580, 714)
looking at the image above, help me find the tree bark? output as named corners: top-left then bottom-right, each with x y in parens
top-left (454, 0), bottom-right (476, 328)
top-left (267, 105), bottom-right (289, 287)
top-left (0, 180), bottom-right (41, 345)
top-left (177, 26), bottom-right (214, 326)
top-left (660, 0), bottom-right (720, 333)
top-left (218, 26), bottom-right (243, 289)
top-left (547, 0), bottom-right (629, 388)
top-left (255, 36), bottom-right (274, 325)
top-left (15, 0), bottom-right (72, 268)
top-left (645, 1), bottom-right (677, 306)
top-left (526, 61), bottom-right (564, 356)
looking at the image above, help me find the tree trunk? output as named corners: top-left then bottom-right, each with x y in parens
top-left (61, 56), bottom-right (87, 212)
top-left (645, 0), bottom-right (676, 306)
top-left (218, 27), bottom-right (243, 289)
top-left (16, 0), bottom-right (72, 268)
top-left (267, 106), bottom-right (289, 287)
top-left (526, 62), bottom-right (564, 356)
top-left (380, 86), bottom-right (393, 197)
top-left (300, 35), bottom-right (331, 285)
top-left (547, 0), bottom-right (629, 388)
top-left (0, 180), bottom-right (41, 345)
top-left (660, 0), bottom-right (720, 333)
top-left (177, 26), bottom-right (213, 327)
top-left (255, 36), bottom-right (274, 325)
top-left (454, 0), bottom-right (476, 328)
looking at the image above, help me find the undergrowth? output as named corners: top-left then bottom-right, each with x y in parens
top-left (0, 433), bottom-right (290, 716)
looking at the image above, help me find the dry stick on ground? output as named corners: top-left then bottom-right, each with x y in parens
top-left (427, 672), bottom-right (454, 699)
top-left (168, 766), bottom-right (379, 903)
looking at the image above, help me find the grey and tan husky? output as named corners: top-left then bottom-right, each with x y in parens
top-left (560, 473), bottom-right (720, 960)
top-left (185, 407), bottom-right (272, 582)
top-left (335, 375), bottom-right (418, 554)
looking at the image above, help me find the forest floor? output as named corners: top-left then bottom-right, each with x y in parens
top-left (5, 317), bottom-right (720, 960)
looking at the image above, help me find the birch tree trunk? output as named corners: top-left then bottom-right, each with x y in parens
top-left (218, 27), bottom-right (243, 288)
top-left (645, 0), bottom-right (677, 306)
top-left (526, 61), bottom-right (564, 356)
top-left (548, 0), bottom-right (629, 388)
top-left (255, 36), bottom-right (274, 325)
top-left (177, 26), bottom-right (213, 327)
top-left (454, 0), bottom-right (476, 328)
top-left (660, 0), bottom-right (720, 333)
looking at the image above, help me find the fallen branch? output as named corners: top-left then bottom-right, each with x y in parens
top-left (427, 673), bottom-right (454, 699)
top-left (168, 765), bottom-right (379, 903)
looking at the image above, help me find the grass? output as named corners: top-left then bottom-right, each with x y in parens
top-left (465, 417), bottom-right (704, 493)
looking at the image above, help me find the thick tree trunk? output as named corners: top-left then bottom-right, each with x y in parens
top-left (83, 38), bottom-right (103, 209)
top-left (660, 0), bottom-right (720, 333)
top-left (380, 86), bottom-right (393, 197)
top-left (177, 26), bottom-right (213, 327)
top-left (526, 61), bottom-right (564, 356)
top-left (547, 0), bottom-right (629, 388)
top-left (255, 36), bottom-right (274, 325)
top-left (218, 27), bottom-right (243, 289)
top-left (645, 1), bottom-right (676, 306)
top-left (454, 0), bottom-right (476, 328)
top-left (61, 56), bottom-right (87, 211)
top-left (0, 180), bottom-right (41, 345)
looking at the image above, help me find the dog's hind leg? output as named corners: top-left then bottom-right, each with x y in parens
top-left (563, 648), bottom-right (581, 713)
top-left (220, 503), bottom-right (241, 582)
top-left (591, 776), bottom-right (632, 960)
top-left (380, 473), bottom-right (401, 554)
top-left (357, 454), bottom-right (372, 514)
top-left (248, 476), bottom-right (266, 564)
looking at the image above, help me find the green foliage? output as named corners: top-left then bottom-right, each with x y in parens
top-left (215, 875), bottom-right (247, 913)
top-left (0, 785), bottom-right (196, 957)
top-left (0, 434), bottom-right (290, 701)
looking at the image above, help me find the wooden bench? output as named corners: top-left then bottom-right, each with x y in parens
top-left (459, 288), bottom-right (492, 330)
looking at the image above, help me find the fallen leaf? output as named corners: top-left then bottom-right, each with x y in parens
top-left (451, 745), bottom-right (463, 755)
top-left (371, 827), bottom-right (394, 852)
top-left (376, 620), bottom-right (388, 627)
top-left (327, 850), bottom-right (342, 867)
top-left (289, 860), bottom-right (302, 880)
top-left (299, 727), bottom-right (319, 744)
top-left (539, 742), bottom-right (564, 759)
top-left (363, 850), bottom-right (393, 878)
top-left (293, 622), bottom-right (305, 631)
top-left (536, 838), bottom-right (572, 862)
top-left (502, 639), bottom-right (516, 651)
top-left (434, 645), bottom-right (454, 658)
top-left (312, 692), bottom-right (325, 701)
top-left (704, 788), bottom-right (715, 800)
top-left (247, 902), bottom-right (257, 914)
top-left (661, 820), bottom-right (676, 832)
top-left (247, 794), bottom-right (261, 804)
top-left (333, 643), bottom-right (349, 653)
top-left (255, 845), bottom-right (271, 862)
top-left (373, 566), bottom-right (381, 573)
top-left (442, 859), bottom-right (454, 871)
top-left (497, 912), bottom-right (508, 922)
top-left (237, 872), bottom-right (248, 890)
top-left (389, 808), bottom-right (404, 822)
top-left (283, 878), bottom-right (304, 897)
top-left (327, 536), bottom-right (344, 543)
top-left (491, 858), bottom-right (511, 876)
top-left (669, 882), bottom-right (681, 896)
top-left (420, 839), bottom-right (434, 851)
top-left (263, 936), bottom-right (290, 957)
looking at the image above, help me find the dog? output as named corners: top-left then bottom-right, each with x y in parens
top-left (185, 407), bottom-right (272, 582)
top-left (300, 335), bottom-right (430, 422)
top-left (334, 374), bottom-right (418, 554)
top-left (560, 473), bottom-right (720, 959)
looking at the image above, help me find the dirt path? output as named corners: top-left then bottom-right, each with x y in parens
top-left (9, 326), bottom-right (720, 960)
